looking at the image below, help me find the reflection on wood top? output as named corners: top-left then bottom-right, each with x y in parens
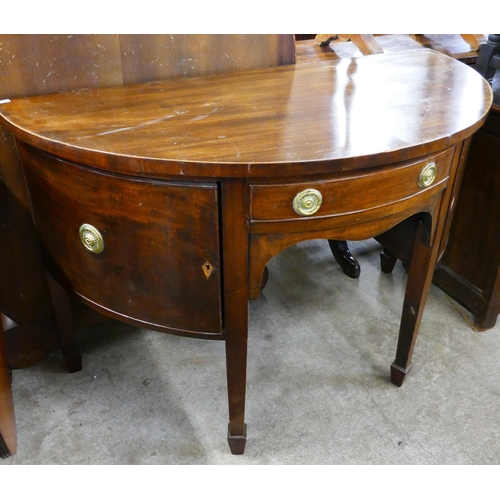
top-left (295, 34), bottom-right (484, 65)
top-left (0, 50), bottom-right (492, 179)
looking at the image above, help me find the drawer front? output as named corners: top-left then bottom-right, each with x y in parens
top-left (250, 149), bottom-right (454, 223)
top-left (20, 144), bottom-right (222, 336)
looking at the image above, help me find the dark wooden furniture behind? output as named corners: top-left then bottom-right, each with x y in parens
top-left (295, 34), bottom-right (484, 65)
top-left (376, 38), bottom-right (500, 330)
top-left (433, 72), bottom-right (500, 329)
top-left (0, 50), bottom-right (491, 454)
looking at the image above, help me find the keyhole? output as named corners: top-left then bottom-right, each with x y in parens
top-left (202, 261), bottom-right (214, 279)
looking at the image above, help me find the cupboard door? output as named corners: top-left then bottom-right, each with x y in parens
top-left (20, 143), bottom-right (222, 336)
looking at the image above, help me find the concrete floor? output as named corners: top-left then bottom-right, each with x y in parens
top-left (2, 238), bottom-right (500, 465)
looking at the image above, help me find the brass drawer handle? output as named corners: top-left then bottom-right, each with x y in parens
top-left (79, 224), bottom-right (105, 254)
top-left (293, 188), bottom-right (323, 216)
top-left (418, 162), bottom-right (437, 188)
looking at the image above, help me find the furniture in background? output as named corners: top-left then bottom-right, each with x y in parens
top-left (0, 317), bottom-right (16, 458)
top-left (0, 35), bottom-right (296, 370)
top-left (474, 34), bottom-right (500, 89)
top-left (314, 34), bottom-right (484, 54)
top-left (315, 34), bottom-right (384, 54)
top-left (295, 34), bottom-right (484, 64)
top-left (0, 50), bottom-right (491, 453)
top-left (432, 35), bottom-right (500, 329)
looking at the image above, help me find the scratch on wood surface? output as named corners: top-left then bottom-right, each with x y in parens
top-left (190, 115), bottom-right (209, 122)
top-left (81, 115), bottom-right (176, 138)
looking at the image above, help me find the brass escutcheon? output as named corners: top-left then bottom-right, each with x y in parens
top-left (418, 162), bottom-right (437, 188)
top-left (79, 224), bottom-right (105, 254)
top-left (292, 188), bottom-right (323, 216)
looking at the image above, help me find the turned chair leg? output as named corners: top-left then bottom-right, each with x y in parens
top-left (45, 272), bottom-right (82, 373)
top-left (328, 240), bottom-right (361, 279)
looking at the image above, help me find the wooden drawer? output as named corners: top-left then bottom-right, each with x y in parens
top-left (19, 143), bottom-right (222, 336)
top-left (250, 148), bottom-right (454, 223)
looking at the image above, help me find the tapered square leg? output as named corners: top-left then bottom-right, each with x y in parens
top-left (221, 179), bottom-right (250, 455)
top-left (226, 330), bottom-right (248, 455)
top-left (227, 424), bottom-right (247, 455)
top-left (391, 221), bottom-right (439, 387)
top-left (390, 362), bottom-right (412, 387)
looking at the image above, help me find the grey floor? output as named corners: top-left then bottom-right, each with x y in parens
top-left (3, 238), bottom-right (500, 465)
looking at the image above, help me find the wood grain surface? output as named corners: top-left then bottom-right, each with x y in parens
top-left (0, 50), bottom-right (492, 180)
top-left (0, 47), bottom-right (493, 454)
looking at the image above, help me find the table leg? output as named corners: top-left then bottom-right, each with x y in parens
top-left (391, 220), bottom-right (439, 387)
top-left (221, 180), bottom-right (249, 454)
top-left (45, 272), bottom-right (82, 373)
top-left (225, 328), bottom-right (248, 455)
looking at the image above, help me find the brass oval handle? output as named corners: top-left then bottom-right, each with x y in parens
top-left (418, 162), bottom-right (437, 188)
top-left (293, 188), bottom-right (323, 216)
top-left (79, 224), bottom-right (105, 254)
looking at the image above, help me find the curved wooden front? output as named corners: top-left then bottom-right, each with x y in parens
top-left (19, 143), bottom-right (223, 337)
top-left (246, 146), bottom-right (457, 300)
top-left (0, 51), bottom-right (491, 181)
top-left (247, 193), bottom-right (442, 301)
top-left (0, 48), bottom-right (493, 454)
top-left (249, 148), bottom-right (454, 224)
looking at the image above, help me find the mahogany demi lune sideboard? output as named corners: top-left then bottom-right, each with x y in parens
top-left (0, 50), bottom-right (492, 454)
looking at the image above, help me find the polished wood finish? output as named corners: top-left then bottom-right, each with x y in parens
top-left (19, 144), bottom-right (223, 338)
top-left (296, 34), bottom-right (483, 65)
top-left (0, 34), bottom-right (483, 370)
top-left (0, 50), bottom-right (491, 454)
top-left (249, 150), bottom-right (454, 222)
top-left (312, 34), bottom-right (378, 278)
top-left (0, 34), bottom-right (296, 368)
top-left (312, 33), bottom-right (381, 278)
top-left (0, 51), bottom-right (488, 176)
